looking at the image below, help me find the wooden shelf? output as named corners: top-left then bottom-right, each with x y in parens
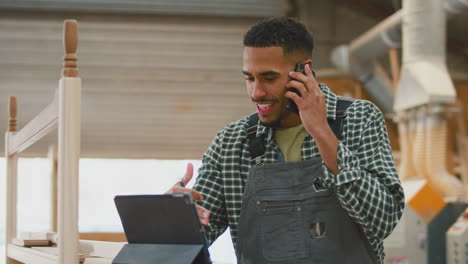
top-left (7, 244), bottom-right (114, 264)
top-left (8, 244), bottom-right (57, 264)
top-left (8, 242), bottom-right (233, 264)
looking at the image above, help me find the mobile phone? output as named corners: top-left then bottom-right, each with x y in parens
top-left (286, 62), bottom-right (305, 114)
top-left (286, 62), bottom-right (317, 114)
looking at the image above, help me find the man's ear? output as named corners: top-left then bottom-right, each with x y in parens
top-left (303, 59), bottom-right (313, 69)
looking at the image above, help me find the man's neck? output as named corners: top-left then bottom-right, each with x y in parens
top-left (278, 112), bottom-right (302, 129)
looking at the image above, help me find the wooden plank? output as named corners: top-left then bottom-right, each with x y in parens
top-left (79, 240), bottom-right (125, 259)
top-left (7, 244), bottom-right (57, 264)
top-left (389, 48), bottom-right (400, 92)
top-left (83, 258), bottom-right (113, 264)
top-left (20, 232), bottom-right (57, 243)
top-left (31, 247), bottom-right (84, 263)
top-left (7, 244), bottom-right (110, 264)
top-left (5, 133), bottom-right (18, 264)
top-left (12, 239), bottom-right (50, 247)
top-left (7, 93), bottom-right (58, 155)
top-left (57, 77), bottom-right (81, 264)
top-left (79, 233), bottom-right (126, 242)
top-left (48, 145), bottom-right (58, 232)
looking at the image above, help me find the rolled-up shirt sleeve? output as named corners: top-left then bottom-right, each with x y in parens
top-left (321, 100), bottom-right (405, 241)
top-left (193, 131), bottom-right (229, 245)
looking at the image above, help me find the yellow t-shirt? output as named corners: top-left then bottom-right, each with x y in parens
top-left (274, 123), bottom-right (307, 162)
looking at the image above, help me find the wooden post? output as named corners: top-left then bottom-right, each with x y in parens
top-left (5, 96), bottom-right (18, 264)
top-left (58, 19), bottom-right (81, 264)
top-left (8, 96), bottom-right (17, 132)
top-left (62, 20), bottom-right (78, 78)
top-left (389, 48), bottom-right (400, 93)
top-left (48, 144), bottom-right (58, 232)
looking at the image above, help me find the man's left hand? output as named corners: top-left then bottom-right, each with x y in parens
top-left (285, 64), bottom-right (329, 137)
top-left (285, 64), bottom-right (340, 175)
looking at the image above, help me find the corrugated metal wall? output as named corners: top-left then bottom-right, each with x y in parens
top-left (0, 11), bottom-right (264, 159)
top-left (0, 0), bottom-right (282, 17)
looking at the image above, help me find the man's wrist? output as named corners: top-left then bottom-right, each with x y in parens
top-left (307, 121), bottom-right (335, 141)
top-left (312, 125), bottom-right (339, 175)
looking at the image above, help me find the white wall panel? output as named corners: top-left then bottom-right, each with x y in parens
top-left (0, 12), bottom-right (259, 159)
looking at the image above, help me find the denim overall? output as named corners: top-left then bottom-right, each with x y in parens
top-left (236, 98), bottom-right (377, 264)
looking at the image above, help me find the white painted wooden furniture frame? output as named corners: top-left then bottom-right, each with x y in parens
top-left (4, 19), bottom-right (81, 264)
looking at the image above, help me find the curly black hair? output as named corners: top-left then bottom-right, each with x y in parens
top-left (243, 17), bottom-right (314, 57)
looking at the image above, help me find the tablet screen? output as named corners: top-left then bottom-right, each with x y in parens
top-left (114, 194), bottom-right (208, 246)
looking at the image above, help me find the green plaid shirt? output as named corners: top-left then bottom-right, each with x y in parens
top-left (194, 83), bottom-right (404, 263)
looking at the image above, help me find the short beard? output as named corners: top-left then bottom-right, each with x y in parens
top-left (259, 119), bottom-right (282, 128)
top-left (259, 108), bottom-right (288, 128)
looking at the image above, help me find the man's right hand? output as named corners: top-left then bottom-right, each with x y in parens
top-left (165, 162), bottom-right (211, 225)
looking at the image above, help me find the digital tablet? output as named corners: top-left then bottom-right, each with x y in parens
top-left (114, 194), bottom-right (211, 262)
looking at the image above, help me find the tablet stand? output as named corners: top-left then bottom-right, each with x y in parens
top-left (112, 243), bottom-right (211, 264)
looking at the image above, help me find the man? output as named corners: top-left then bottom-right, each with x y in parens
top-left (167, 17), bottom-right (404, 263)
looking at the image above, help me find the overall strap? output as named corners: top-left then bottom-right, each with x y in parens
top-left (327, 97), bottom-right (354, 141)
top-left (247, 97), bottom-right (354, 162)
top-left (247, 113), bottom-right (265, 164)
